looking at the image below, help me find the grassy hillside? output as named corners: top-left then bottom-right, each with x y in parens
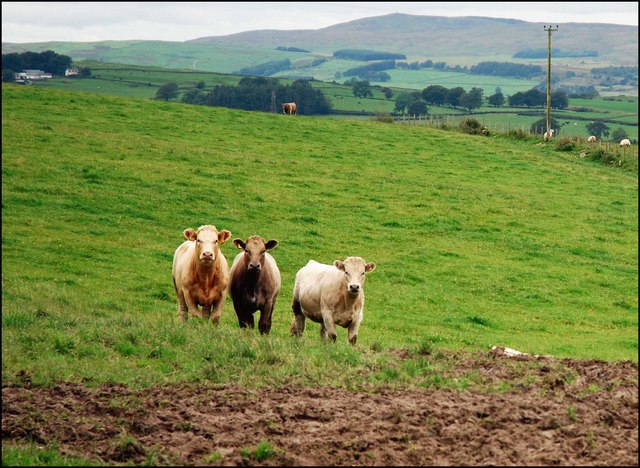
top-left (1, 84), bottom-right (637, 392)
top-left (28, 62), bottom-right (639, 141)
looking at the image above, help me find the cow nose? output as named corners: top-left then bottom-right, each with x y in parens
top-left (349, 284), bottom-right (360, 294)
top-left (249, 263), bottom-right (261, 271)
top-left (202, 251), bottom-right (214, 259)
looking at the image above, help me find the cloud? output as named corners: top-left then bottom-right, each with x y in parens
top-left (2, 2), bottom-right (637, 43)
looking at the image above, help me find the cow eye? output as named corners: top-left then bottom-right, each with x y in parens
top-left (361, 272), bottom-right (365, 276)
top-left (197, 239), bottom-right (202, 243)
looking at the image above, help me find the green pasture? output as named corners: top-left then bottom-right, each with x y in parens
top-left (28, 61), bottom-right (637, 141)
top-left (375, 68), bottom-right (540, 95)
top-left (2, 85), bottom-right (638, 394)
top-left (12, 40), bottom-right (313, 75)
top-left (273, 57), bottom-right (359, 81)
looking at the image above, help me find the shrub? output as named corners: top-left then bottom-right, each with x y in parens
top-left (589, 147), bottom-right (617, 165)
top-left (372, 112), bottom-right (394, 123)
top-left (555, 138), bottom-right (576, 152)
top-left (459, 117), bottom-right (484, 135)
top-left (507, 129), bottom-right (529, 140)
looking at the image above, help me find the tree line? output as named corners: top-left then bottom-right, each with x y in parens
top-left (333, 49), bottom-right (406, 61)
top-left (514, 48), bottom-right (598, 59)
top-left (396, 60), bottom-right (543, 79)
top-left (159, 77), bottom-right (333, 115)
top-left (2, 50), bottom-right (72, 76)
top-left (392, 84), bottom-right (569, 115)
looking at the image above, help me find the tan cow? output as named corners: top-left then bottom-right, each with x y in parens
top-left (620, 138), bottom-right (631, 146)
top-left (291, 257), bottom-right (376, 345)
top-left (282, 102), bottom-right (297, 115)
top-left (587, 135), bottom-right (597, 143)
top-left (172, 225), bottom-right (231, 323)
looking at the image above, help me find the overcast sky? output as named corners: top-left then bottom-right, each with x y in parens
top-left (2, 2), bottom-right (638, 44)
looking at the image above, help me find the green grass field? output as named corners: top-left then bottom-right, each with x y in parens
top-left (30, 61), bottom-right (638, 141)
top-left (2, 84), bottom-right (638, 394)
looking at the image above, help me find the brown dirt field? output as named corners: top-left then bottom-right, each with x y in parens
top-left (2, 349), bottom-right (638, 466)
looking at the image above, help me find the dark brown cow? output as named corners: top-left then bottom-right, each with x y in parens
top-left (282, 102), bottom-right (297, 115)
top-left (228, 236), bottom-right (281, 334)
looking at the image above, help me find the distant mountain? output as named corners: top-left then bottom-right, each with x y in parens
top-left (187, 13), bottom-right (638, 64)
top-left (2, 13), bottom-right (637, 92)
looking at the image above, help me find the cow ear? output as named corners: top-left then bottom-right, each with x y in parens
top-left (233, 238), bottom-right (246, 250)
top-left (184, 228), bottom-right (197, 241)
top-left (334, 260), bottom-right (345, 271)
top-left (365, 262), bottom-right (377, 273)
top-left (265, 240), bottom-right (278, 251)
top-left (218, 230), bottom-right (231, 244)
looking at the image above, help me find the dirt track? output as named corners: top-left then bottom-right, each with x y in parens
top-left (2, 350), bottom-right (638, 466)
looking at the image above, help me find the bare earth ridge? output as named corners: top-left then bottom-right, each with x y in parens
top-left (2, 349), bottom-right (637, 466)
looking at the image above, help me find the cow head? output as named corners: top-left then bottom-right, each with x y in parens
top-left (184, 225), bottom-right (231, 264)
top-left (233, 235), bottom-right (278, 273)
top-left (334, 257), bottom-right (376, 296)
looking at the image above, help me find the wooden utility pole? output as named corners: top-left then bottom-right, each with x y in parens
top-left (544, 25), bottom-right (558, 140)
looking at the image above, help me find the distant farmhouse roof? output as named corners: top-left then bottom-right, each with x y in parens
top-left (15, 69), bottom-right (53, 83)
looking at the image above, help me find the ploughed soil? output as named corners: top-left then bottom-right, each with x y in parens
top-left (2, 349), bottom-right (638, 466)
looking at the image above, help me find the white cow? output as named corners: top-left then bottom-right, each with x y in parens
top-left (587, 135), bottom-right (597, 143)
top-left (291, 257), bottom-right (376, 345)
top-left (543, 129), bottom-right (555, 141)
top-left (620, 138), bottom-right (631, 146)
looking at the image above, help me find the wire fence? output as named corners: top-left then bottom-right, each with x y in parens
top-left (393, 113), bottom-right (638, 158)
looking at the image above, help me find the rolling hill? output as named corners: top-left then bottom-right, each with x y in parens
top-left (189, 13), bottom-right (638, 64)
top-left (3, 13), bottom-right (637, 94)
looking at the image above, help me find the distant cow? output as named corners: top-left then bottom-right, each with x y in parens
top-left (620, 138), bottom-right (631, 146)
top-left (543, 129), bottom-right (555, 141)
top-left (587, 135), bottom-right (597, 143)
top-left (228, 236), bottom-right (281, 334)
top-left (172, 225), bottom-right (231, 323)
top-left (291, 257), bottom-right (376, 345)
top-left (282, 102), bottom-right (297, 115)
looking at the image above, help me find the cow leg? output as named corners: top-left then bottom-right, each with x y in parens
top-left (291, 297), bottom-right (305, 337)
top-left (210, 294), bottom-right (225, 325)
top-left (183, 291), bottom-right (202, 319)
top-left (258, 300), bottom-right (275, 335)
top-left (347, 314), bottom-right (362, 345)
top-left (321, 309), bottom-right (337, 342)
top-left (347, 311), bottom-right (363, 345)
top-left (232, 296), bottom-right (251, 329)
top-left (176, 291), bottom-right (189, 323)
top-left (238, 312), bottom-right (255, 329)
